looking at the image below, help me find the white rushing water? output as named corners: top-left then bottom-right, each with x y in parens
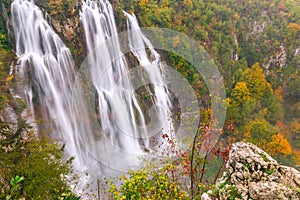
top-left (11, 0), bottom-right (173, 179)
top-left (80, 0), bottom-right (149, 154)
top-left (78, 0), bottom-right (174, 176)
top-left (124, 12), bottom-right (173, 137)
top-left (10, 0), bottom-right (81, 163)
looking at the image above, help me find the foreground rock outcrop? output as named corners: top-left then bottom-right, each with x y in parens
top-left (203, 142), bottom-right (300, 200)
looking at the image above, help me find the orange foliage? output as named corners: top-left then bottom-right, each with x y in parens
top-left (274, 86), bottom-right (284, 102)
top-left (287, 23), bottom-right (300, 33)
top-left (233, 13), bottom-right (240, 19)
top-left (276, 121), bottom-right (284, 130)
top-left (293, 149), bottom-right (300, 165)
top-left (139, 0), bottom-right (149, 6)
top-left (267, 134), bottom-right (292, 155)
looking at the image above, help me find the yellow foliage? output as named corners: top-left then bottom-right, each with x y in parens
top-left (6, 74), bottom-right (14, 84)
top-left (184, 0), bottom-right (192, 6)
top-left (244, 119), bottom-right (281, 149)
top-left (108, 165), bottom-right (187, 200)
top-left (242, 63), bottom-right (271, 99)
top-left (244, 119), bottom-right (268, 139)
top-left (293, 149), bottom-right (300, 165)
top-left (291, 120), bottom-right (300, 134)
top-left (139, 0), bottom-right (149, 6)
top-left (287, 23), bottom-right (300, 33)
top-left (274, 86), bottom-right (284, 102)
top-left (267, 134), bottom-right (292, 155)
top-left (244, 119), bottom-right (292, 156)
top-left (226, 98), bottom-right (230, 107)
top-left (231, 81), bottom-right (251, 102)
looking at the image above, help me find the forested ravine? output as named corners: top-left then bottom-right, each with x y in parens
top-left (0, 0), bottom-right (299, 199)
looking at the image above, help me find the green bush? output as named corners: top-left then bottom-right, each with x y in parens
top-left (0, 121), bottom-right (79, 200)
top-left (108, 164), bottom-right (187, 200)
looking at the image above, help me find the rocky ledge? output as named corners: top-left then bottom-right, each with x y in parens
top-left (203, 142), bottom-right (300, 200)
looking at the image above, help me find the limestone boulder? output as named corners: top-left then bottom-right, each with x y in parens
top-left (203, 142), bottom-right (300, 200)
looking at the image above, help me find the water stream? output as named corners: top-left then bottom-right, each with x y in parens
top-left (11, 0), bottom-right (173, 178)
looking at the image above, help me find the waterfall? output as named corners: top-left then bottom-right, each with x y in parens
top-left (10, 0), bottom-right (87, 169)
top-left (80, 0), bottom-right (149, 154)
top-left (76, 0), bottom-right (174, 174)
top-left (124, 12), bottom-right (173, 138)
top-left (11, 0), bottom-right (174, 178)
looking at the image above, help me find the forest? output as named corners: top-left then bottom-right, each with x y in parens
top-left (0, 0), bottom-right (299, 199)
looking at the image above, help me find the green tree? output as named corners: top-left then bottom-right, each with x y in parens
top-left (244, 119), bottom-right (278, 145)
top-left (244, 119), bottom-right (292, 158)
top-left (241, 63), bottom-right (270, 99)
top-left (0, 121), bottom-right (77, 200)
top-left (227, 81), bottom-right (257, 127)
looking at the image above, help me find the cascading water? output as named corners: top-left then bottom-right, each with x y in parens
top-left (124, 12), bottom-right (173, 137)
top-left (78, 0), bottom-right (174, 175)
top-left (11, 0), bottom-right (174, 179)
top-left (10, 0), bottom-right (82, 164)
top-left (80, 0), bottom-right (149, 154)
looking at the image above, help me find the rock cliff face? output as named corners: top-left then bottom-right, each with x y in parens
top-left (203, 142), bottom-right (300, 200)
top-left (32, 0), bottom-right (86, 67)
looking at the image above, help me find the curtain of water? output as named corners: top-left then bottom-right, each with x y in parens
top-left (11, 0), bottom-right (81, 162)
top-left (11, 0), bottom-right (173, 177)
